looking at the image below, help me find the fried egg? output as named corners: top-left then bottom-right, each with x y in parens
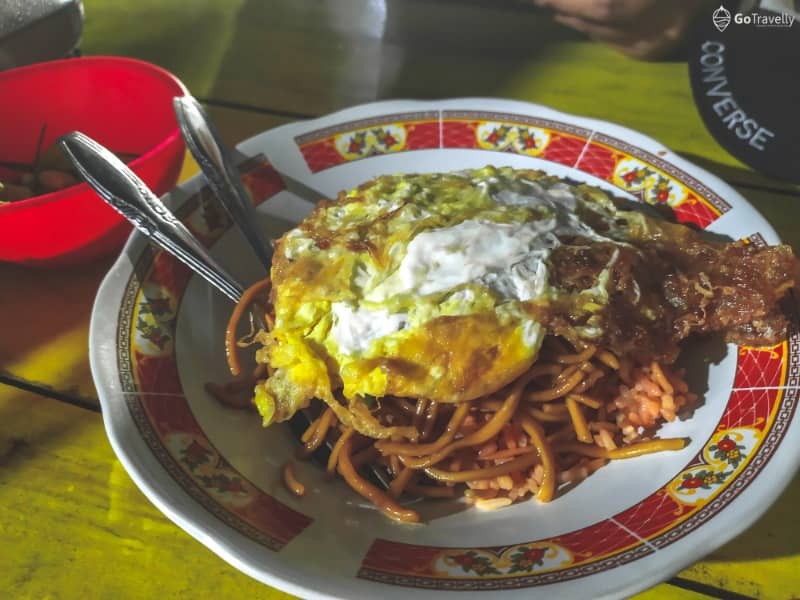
top-left (254, 166), bottom-right (635, 433)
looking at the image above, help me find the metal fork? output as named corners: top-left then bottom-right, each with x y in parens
top-left (60, 130), bottom-right (390, 489)
top-left (172, 95), bottom-right (274, 274)
top-left (171, 97), bottom-right (393, 489)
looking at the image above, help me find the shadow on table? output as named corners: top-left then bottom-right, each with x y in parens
top-left (0, 255), bottom-right (114, 382)
top-left (704, 470), bottom-right (800, 563)
top-left (677, 153), bottom-right (800, 251)
top-left (0, 384), bottom-right (95, 471)
top-left (675, 152), bottom-right (800, 564)
top-left (81, 0), bottom-right (247, 98)
top-left (205, 0), bottom-right (586, 115)
top-left (376, 0), bottom-right (586, 101)
top-left (678, 152), bottom-right (800, 195)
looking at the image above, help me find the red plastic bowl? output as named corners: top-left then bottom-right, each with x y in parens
top-left (0, 56), bottom-right (187, 266)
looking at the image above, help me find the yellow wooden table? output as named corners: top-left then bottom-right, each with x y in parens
top-left (2, 1), bottom-right (799, 598)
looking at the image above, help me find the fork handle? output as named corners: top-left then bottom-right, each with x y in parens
top-left (173, 95), bottom-right (274, 275)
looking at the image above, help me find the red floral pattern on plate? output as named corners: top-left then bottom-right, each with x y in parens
top-left (294, 110), bottom-right (731, 231)
top-left (709, 435), bottom-right (747, 468)
top-left (441, 111), bottom-right (591, 166)
top-left (120, 157), bottom-right (312, 551)
top-left (359, 519), bottom-right (644, 590)
top-left (575, 134), bottom-right (730, 229)
top-left (733, 342), bottom-right (786, 391)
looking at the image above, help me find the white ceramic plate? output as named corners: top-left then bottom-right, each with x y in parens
top-left (91, 98), bottom-right (800, 599)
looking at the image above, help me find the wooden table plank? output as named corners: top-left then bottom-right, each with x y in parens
top-left (634, 586), bottom-right (716, 600)
top-left (0, 254), bottom-right (114, 401)
top-left (0, 384), bottom-right (294, 599)
top-left (678, 475), bottom-right (800, 598)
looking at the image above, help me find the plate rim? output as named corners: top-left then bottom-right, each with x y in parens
top-left (90, 97), bottom-right (799, 600)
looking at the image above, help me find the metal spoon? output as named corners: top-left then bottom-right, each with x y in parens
top-left (60, 131), bottom-right (391, 489)
top-left (59, 131), bottom-right (244, 303)
top-left (173, 95), bottom-right (273, 275)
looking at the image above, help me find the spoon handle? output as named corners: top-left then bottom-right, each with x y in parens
top-left (173, 95), bottom-right (273, 275)
top-left (59, 131), bottom-right (244, 303)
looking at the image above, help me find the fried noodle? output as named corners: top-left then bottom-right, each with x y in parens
top-left (222, 280), bottom-right (695, 524)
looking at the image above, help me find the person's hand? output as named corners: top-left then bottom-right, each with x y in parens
top-left (534, 0), bottom-right (708, 59)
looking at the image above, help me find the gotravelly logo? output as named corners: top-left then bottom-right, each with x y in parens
top-left (711, 2), bottom-right (796, 30)
top-left (713, 5), bottom-right (732, 32)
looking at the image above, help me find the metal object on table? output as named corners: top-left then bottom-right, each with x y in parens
top-left (171, 96), bottom-right (329, 462)
top-left (59, 130), bottom-right (390, 489)
top-left (172, 97), bottom-right (393, 490)
top-left (59, 131), bottom-right (243, 303)
top-left (174, 95), bottom-right (331, 211)
top-left (173, 94), bottom-right (273, 275)
top-left (0, 0), bottom-right (84, 70)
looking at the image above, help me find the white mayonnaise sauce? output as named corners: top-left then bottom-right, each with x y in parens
top-left (365, 183), bottom-right (597, 304)
top-left (331, 302), bottom-right (409, 354)
top-left (365, 219), bottom-right (557, 302)
top-left (331, 180), bottom-right (611, 355)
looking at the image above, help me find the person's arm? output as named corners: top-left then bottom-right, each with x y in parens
top-left (533, 0), bottom-right (710, 59)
